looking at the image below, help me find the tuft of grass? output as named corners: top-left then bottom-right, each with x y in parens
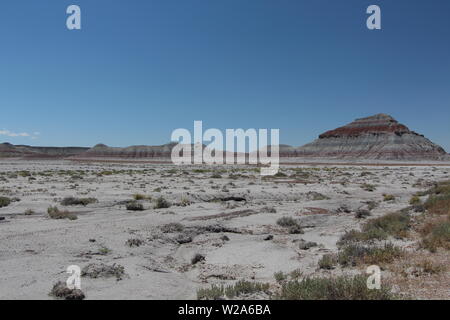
top-left (383, 194), bottom-right (396, 202)
top-left (275, 275), bottom-right (396, 300)
top-left (60, 197), bottom-right (97, 206)
top-left (197, 280), bottom-right (270, 300)
top-left (409, 195), bottom-right (421, 205)
top-left (47, 206), bottom-right (77, 220)
top-left (277, 217), bottom-right (304, 234)
top-left (276, 217), bottom-right (298, 227)
top-left (24, 209), bottom-right (35, 215)
top-left (338, 243), bottom-right (403, 267)
top-left (161, 222), bottom-right (184, 233)
top-left (126, 201), bottom-right (144, 211)
top-left (420, 220), bottom-right (450, 252)
top-left (361, 184), bottom-right (377, 192)
top-left (274, 271), bottom-right (287, 283)
top-left (0, 196), bottom-right (11, 208)
top-left (154, 196), bottom-right (171, 209)
top-left (133, 194), bottom-right (150, 201)
top-left (318, 254), bottom-right (337, 270)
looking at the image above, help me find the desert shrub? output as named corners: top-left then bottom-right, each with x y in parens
top-left (126, 201), bottom-right (144, 211)
top-left (47, 206), bottom-right (77, 220)
top-left (24, 209), bottom-right (35, 215)
top-left (154, 196), bottom-right (171, 209)
top-left (275, 275), bottom-right (395, 300)
top-left (383, 194), bottom-right (396, 202)
top-left (338, 243), bottom-right (403, 267)
top-left (197, 281), bottom-right (270, 300)
top-left (81, 263), bottom-right (124, 280)
top-left (61, 197), bottom-right (97, 206)
top-left (355, 209), bottom-right (371, 219)
top-left (210, 173), bottom-right (222, 179)
top-left (361, 184), bottom-right (377, 192)
top-left (424, 193), bottom-right (450, 215)
top-left (0, 197), bottom-right (11, 208)
top-left (161, 222), bottom-right (184, 233)
top-left (49, 281), bottom-right (85, 300)
top-left (225, 280), bottom-right (270, 298)
top-left (276, 217), bottom-right (298, 227)
top-left (318, 254), bottom-right (337, 270)
top-left (274, 271), bottom-right (287, 283)
top-left (126, 238), bottom-right (143, 247)
top-left (197, 284), bottom-right (224, 300)
top-left (191, 253), bottom-right (206, 265)
top-left (421, 220), bottom-right (450, 252)
top-left (409, 195), bottom-right (421, 205)
top-left (362, 210), bottom-right (411, 240)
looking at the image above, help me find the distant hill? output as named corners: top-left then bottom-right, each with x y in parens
top-left (290, 114), bottom-right (449, 160)
top-left (0, 143), bottom-right (89, 159)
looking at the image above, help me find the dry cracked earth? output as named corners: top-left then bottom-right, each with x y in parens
top-left (0, 160), bottom-right (450, 299)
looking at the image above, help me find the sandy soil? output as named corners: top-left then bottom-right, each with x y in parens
top-left (0, 160), bottom-right (449, 299)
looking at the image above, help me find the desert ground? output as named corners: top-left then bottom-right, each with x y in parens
top-left (1, 159), bottom-right (450, 300)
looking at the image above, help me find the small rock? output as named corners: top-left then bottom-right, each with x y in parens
top-left (264, 235), bottom-right (274, 241)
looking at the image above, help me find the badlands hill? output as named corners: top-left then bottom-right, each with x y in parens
top-left (0, 143), bottom-right (89, 159)
top-left (289, 114), bottom-right (448, 161)
top-left (1, 114), bottom-right (448, 162)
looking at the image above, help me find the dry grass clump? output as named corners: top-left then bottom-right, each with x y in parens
top-left (132, 193), bottom-right (151, 201)
top-left (339, 210), bottom-right (411, 245)
top-left (161, 222), bottom-right (184, 233)
top-left (49, 281), bottom-right (85, 300)
top-left (126, 201), bottom-right (144, 211)
top-left (197, 280), bottom-right (270, 300)
top-left (420, 219), bottom-right (450, 252)
top-left (337, 242), bottom-right (404, 267)
top-left (81, 263), bottom-right (125, 280)
top-left (60, 197), bottom-right (97, 206)
top-left (275, 275), bottom-right (396, 300)
top-left (383, 194), bottom-right (396, 202)
top-left (276, 217), bottom-right (304, 234)
top-left (47, 206), bottom-right (77, 220)
top-left (318, 254), bottom-right (337, 270)
top-left (154, 196), bottom-right (171, 209)
top-left (0, 196), bottom-right (11, 208)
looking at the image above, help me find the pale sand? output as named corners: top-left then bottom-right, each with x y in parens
top-left (0, 160), bottom-right (449, 299)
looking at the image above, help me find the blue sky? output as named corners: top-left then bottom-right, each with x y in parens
top-left (1, 0), bottom-right (449, 150)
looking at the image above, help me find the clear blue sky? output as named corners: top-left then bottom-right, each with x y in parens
top-left (1, 0), bottom-right (449, 150)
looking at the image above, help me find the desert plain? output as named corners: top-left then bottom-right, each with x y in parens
top-left (1, 159), bottom-right (450, 300)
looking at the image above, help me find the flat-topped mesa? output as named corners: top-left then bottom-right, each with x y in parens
top-left (295, 114), bottom-right (449, 161)
top-left (319, 114), bottom-right (410, 139)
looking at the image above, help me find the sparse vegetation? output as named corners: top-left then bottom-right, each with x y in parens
top-left (47, 206), bottom-right (77, 220)
top-left (60, 197), bottom-right (97, 206)
top-left (383, 194), bottom-right (396, 202)
top-left (154, 196), bottom-right (171, 209)
top-left (197, 280), bottom-right (270, 300)
top-left (318, 254), bottom-right (337, 270)
top-left (338, 242), bottom-right (403, 267)
top-left (361, 184), bottom-right (377, 192)
top-left (275, 275), bottom-right (396, 300)
top-left (0, 196), bottom-right (11, 208)
top-left (126, 201), bottom-right (144, 211)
